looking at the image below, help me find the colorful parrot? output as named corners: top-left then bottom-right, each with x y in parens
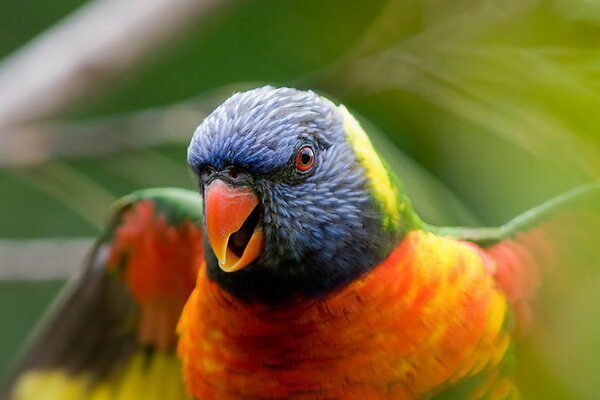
top-left (2, 86), bottom-right (599, 400)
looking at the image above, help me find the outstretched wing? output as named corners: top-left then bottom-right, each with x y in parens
top-left (434, 183), bottom-right (600, 399)
top-left (1, 188), bottom-right (204, 400)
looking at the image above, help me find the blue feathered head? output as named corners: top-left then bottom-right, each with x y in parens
top-left (188, 86), bottom-right (415, 302)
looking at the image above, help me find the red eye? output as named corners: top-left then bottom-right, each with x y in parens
top-left (295, 146), bottom-right (315, 172)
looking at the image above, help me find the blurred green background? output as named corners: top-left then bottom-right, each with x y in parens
top-left (1, 0), bottom-right (600, 398)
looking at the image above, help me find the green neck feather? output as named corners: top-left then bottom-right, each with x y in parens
top-left (339, 105), bottom-right (423, 235)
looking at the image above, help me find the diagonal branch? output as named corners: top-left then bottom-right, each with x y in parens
top-left (0, 0), bottom-right (231, 130)
top-left (0, 84), bottom-right (248, 167)
top-left (0, 238), bottom-right (94, 280)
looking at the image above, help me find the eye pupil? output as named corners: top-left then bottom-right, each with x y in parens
top-left (301, 152), bottom-right (311, 165)
top-left (295, 146), bottom-right (315, 172)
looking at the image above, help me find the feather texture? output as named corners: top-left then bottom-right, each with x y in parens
top-left (11, 352), bottom-right (189, 400)
top-left (178, 230), bottom-right (516, 399)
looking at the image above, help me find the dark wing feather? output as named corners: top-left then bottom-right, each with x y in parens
top-left (1, 188), bottom-right (203, 400)
top-left (12, 242), bottom-right (135, 376)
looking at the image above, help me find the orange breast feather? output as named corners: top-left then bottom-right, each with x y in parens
top-left (178, 231), bottom-right (512, 399)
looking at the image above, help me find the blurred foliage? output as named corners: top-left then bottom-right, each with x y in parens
top-left (2, 0), bottom-right (600, 397)
top-left (0, 0), bottom-right (83, 58)
top-left (0, 282), bottom-right (64, 381)
top-left (4, 0), bottom-right (600, 238)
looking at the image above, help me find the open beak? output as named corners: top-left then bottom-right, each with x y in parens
top-left (204, 179), bottom-right (264, 272)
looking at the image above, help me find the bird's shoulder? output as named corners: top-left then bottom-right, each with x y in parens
top-left (380, 230), bottom-right (516, 398)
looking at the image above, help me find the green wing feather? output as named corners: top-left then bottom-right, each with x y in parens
top-left (1, 188), bottom-right (203, 400)
top-left (430, 183), bottom-right (600, 245)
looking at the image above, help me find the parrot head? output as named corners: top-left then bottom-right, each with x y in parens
top-left (188, 86), bottom-right (420, 302)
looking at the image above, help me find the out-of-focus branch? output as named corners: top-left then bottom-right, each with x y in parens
top-left (0, 84), bottom-right (252, 167)
top-left (0, 101), bottom-right (206, 167)
top-left (0, 238), bottom-right (94, 280)
top-left (0, 0), bottom-right (231, 130)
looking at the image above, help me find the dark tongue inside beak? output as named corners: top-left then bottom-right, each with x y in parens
top-left (229, 205), bottom-right (260, 258)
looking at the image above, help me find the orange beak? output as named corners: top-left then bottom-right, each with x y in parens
top-left (204, 179), bottom-right (264, 272)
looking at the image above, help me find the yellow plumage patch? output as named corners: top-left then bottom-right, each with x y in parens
top-left (10, 352), bottom-right (189, 400)
top-left (339, 104), bottom-right (400, 229)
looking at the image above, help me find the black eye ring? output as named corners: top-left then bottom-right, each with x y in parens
top-left (295, 146), bottom-right (315, 172)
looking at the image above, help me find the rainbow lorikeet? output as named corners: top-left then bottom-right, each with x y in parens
top-left (2, 87), bottom-right (599, 399)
